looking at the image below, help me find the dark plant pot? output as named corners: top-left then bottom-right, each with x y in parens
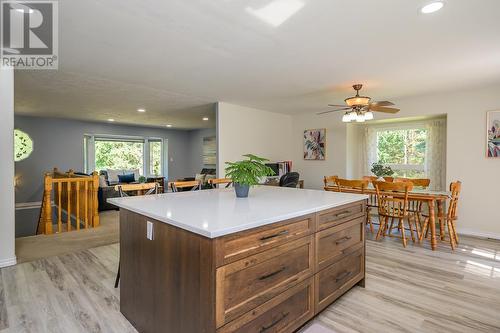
top-left (234, 183), bottom-right (250, 198)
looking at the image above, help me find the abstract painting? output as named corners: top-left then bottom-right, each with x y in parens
top-left (487, 111), bottom-right (500, 158)
top-left (304, 129), bottom-right (326, 160)
top-left (203, 136), bottom-right (217, 165)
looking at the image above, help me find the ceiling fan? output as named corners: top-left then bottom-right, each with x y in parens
top-left (318, 84), bottom-right (400, 122)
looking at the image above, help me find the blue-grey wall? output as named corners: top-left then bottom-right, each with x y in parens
top-left (14, 115), bottom-right (215, 237)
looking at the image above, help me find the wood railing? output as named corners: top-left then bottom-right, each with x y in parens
top-left (37, 168), bottom-right (100, 234)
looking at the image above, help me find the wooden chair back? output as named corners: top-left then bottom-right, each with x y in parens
top-left (382, 176), bottom-right (394, 182)
top-left (362, 176), bottom-right (378, 182)
top-left (394, 177), bottom-right (431, 188)
top-left (373, 181), bottom-right (413, 219)
top-left (323, 175), bottom-right (338, 188)
top-left (115, 183), bottom-right (159, 197)
top-left (335, 178), bottom-right (369, 193)
top-left (170, 180), bottom-right (201, 192)
top-left (208, 178), bottom-right (232, 189)
top-left (447, 181), bottom-right (462, 220)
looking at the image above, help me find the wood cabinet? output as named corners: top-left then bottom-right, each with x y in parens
top-left (119, 200), bottom-right (366, 333)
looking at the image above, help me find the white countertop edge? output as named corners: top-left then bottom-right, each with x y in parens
top-left (109, 195), bottom-right (368, 238)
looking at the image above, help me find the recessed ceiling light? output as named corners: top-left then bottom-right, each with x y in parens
top-left (421, 1), bottom-right (444, 14)
top-left (137, 108), bottom-right (146, 113)
top-left (166, 124), bottom-right (172, 128)
top-left (202, 117), bottom-right (209, 121)
top-left (107, 118), bottom-right (115, 122)
top-left (246, 0), bottom-right (305, 27)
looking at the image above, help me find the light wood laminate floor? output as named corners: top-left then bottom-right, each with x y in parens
top-left (1, 233), bottom-right (499, 332)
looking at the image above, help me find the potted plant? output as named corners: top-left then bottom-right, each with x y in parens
top-left (370, 162), bottom-right (394, 178)
top-left (225, 154), bottom-right (275, 198)
top-left (138, 176), bottom-right (147, 183)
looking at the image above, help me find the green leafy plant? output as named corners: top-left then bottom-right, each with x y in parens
top-left (225, 154), bottom-right (275, 186)
top-left (138, 176), bottom-right (147, 183)
top-left (371, 162), bottom-right (394, 178)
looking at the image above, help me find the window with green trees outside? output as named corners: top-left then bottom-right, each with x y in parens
top-left (376, 128), bottom-right (427, 178)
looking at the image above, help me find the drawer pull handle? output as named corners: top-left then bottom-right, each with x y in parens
top-left (260, 312), bottom-right (289, 332)
top-left (259, 267), bottom-right (286, 280)
top-left (335, 236), bottom-right (352, 245)
top-left (335, 271), bottom-right (352, 282)
top-left (333, 210), bottom-right (351, 219)
top-left (260, 230), bottom-right (289, 241)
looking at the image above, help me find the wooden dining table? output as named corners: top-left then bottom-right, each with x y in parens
top-left (324, 185), bottom-right (451, 251)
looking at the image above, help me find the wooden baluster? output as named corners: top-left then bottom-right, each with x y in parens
top-left (58, 182), bottom-right (62, 233)
top-left (67, 181), bottom-right (72, 231)
top-left (84, 180), bottom-right (89, 229)
top-left (76, 181), bottom-right (80, 230)
top-left (42, 173), bottom-right (53, 234)
top-left (92, 172), bottom-right (100, 228)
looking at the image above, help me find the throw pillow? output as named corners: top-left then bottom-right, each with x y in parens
top-left (99, 175), bottom-right (108, 187)
top-left (123, 169), bottom-right (141, 181)
top-left (107, 169), bottom-right (122, 183)
top-left (195, 173), bottom-right (206, 184)
top-left (118, 173), bottom-right (135, 183)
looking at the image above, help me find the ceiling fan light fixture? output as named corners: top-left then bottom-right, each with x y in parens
top-left (345, 96), bottom-right (371, 107)
top-left (364, 111), bottom-right (374, 120)
top-left (355, 113), bottom-right (366, 122)
top-left (342, 113), bottom-right (351, 123)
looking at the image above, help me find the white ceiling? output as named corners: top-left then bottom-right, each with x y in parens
top-left (15, 0), bottom-right (500, 128)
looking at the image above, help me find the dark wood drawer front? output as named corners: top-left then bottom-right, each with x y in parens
top-left (316, 248), bottom-right (364, 313)
top-left (317, 202), bottom-right (364, 231)
top-left (216, 236), bottom-right (314, 327)
top-left (218, 278), bottom-right (314, 333)
top-left (215, 215), bottom-right (314, 267)
top-left (316, 217), bottom-right (364, 270)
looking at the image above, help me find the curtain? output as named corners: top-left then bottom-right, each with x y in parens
top-left (425, 119), bottom-right (447, 191)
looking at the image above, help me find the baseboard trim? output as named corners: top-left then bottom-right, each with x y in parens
top-left (15, 201), bottom-right (42, 210)
top-left (0, 256), bottom-right (17, 268)
top-left (457, 228), bottom-right (500, 241)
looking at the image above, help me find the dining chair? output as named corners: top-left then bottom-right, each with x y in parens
top-left (422, 181), bottom-right (461, 250)
top-left (170, 180), bottom-right (201, 192)
top-left (335, 178), bottom-right (374, 233)
top-left (373, 180), bottom-right (416, 247)
top-left (394, 178), bottom-right (431, 230)
top-left (383, 176), bottom-right (394, 182)
top-left (362, 176), bottom-right (378, 182)
top-left (115, 182), bottom-right (159, 288)
top-left (323, 175), bottom-right (338, 189)
top-left (208, 178), bottom-right (232, 189)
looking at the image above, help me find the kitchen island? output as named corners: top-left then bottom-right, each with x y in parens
top-left (109, 186), bottom-right (368, 333)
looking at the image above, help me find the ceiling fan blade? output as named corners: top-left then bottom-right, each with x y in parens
top-left (327, 104), bottom-right (348, 107)
top-left (317, 107), bottom-right (351, 115)
top-left (369, 105), bottom-right (400, 113)
top-left (370, 100), bottom-right (394, 107)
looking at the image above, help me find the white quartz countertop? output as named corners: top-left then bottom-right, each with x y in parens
top-left (108, 186), bottom-right (368, 238)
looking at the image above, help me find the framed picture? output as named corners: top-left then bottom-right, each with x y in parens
top-left (203, 136), bottom-right (217, 165)
top-left (303, 129), bottom-right (326, 160)
top-left (487, 111), bottom-right (500, 158)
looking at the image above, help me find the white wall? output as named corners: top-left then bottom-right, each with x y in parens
top-left (291, 84), bottom-right (500, 238)
top-left (0, 67), bottom-right (16, 267)
top-left (217, 102), bottom-right (292, 177)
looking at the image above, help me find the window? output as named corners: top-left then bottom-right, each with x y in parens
top-left (149, 139), bottom-right (162, 176)
top-left (363, 118), bottom-right (447, 190)
top-left (84, 135), bottom-right (167, 177)
top-left (95, 139), bottom-right (144, 174)
top-left (376, 128), bottom-right (428, 178)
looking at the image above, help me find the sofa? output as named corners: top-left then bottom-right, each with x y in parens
top-left (98, 169), bottom-right (141, 211)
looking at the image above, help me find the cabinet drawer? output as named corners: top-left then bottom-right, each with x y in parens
top-left (216, 235), bottom-right (314, 327)
top-left (215, 214), bottom-right (314, 267)
top-left (317, 202), bottom-right (365, 231)
top-left (217, 278), bottom-right (314, 333)
top-left (315, 247), bottom-right (364, 313)
top-left (316, 217), bottom-right (364, 270)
